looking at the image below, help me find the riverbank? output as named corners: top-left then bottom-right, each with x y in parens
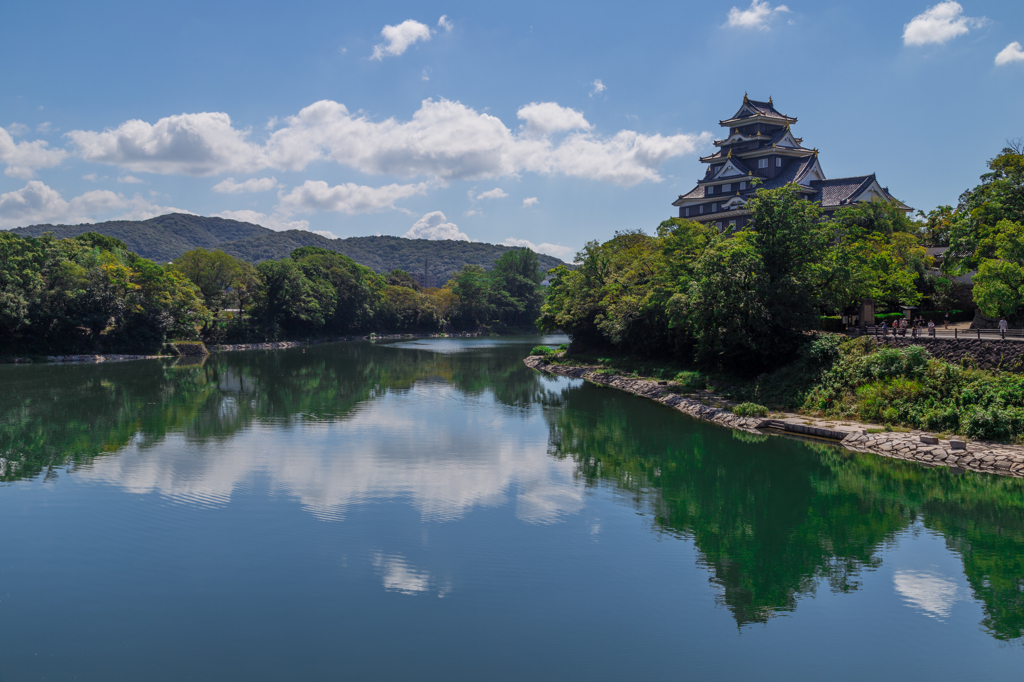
top-left (524, 355), bottom-right (1024, 479)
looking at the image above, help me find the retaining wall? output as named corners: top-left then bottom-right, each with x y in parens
top-left (867, 337), bottom-right (1024, 370)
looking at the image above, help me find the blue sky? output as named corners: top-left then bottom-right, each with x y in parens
top-left (1, 0), bottom-right (1023, 260)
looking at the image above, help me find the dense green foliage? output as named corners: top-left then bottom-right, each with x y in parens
top-left (12, 213), bottom-right (568, 283)
top-left (0, 231), bottom-right (209, 354)
top-left (803, 338), bottom-right (1024, 441)
top-left (540, 185), bottom-right (926, 372)
top-left (0, 232), bottom-right (549, 354)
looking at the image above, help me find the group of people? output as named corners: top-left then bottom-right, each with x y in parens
top-left (879, 314), bottom-right (945, 336)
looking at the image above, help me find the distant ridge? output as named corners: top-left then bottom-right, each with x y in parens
top-left (10, 214), bottom-right (569, 284)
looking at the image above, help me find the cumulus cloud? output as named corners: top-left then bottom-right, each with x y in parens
top-left (522, 197), bottom-right (539, 208)
top-left (405, 211), bottom-right (469, 241)
top-left (66, 111), bottom-right (264, 176)
top-left (117, 174), bottom-right (143, 184)
top-left (502, 237), bottom-right (574, 261)
top-left (214, 209), bottom-right (310, 232)
top-left (36, 122), bottom-right (54, 134)
top-left (903, 2), bottom-right (985, 46)
top-left (476, 187), bottom-right (508, 200)
top-left (0, 126), bottom-right (68, 178)
top-left (725, 0), bottom-right (790, 30)
top-left (65, 98), bottom-right (709, 188)
top-left (212, 176), bottom-right (279, 193)
top-left (438, 15), bottom-right (453, 32)
top-left (0, 181), bottom-right (189, 229)
top-left (371, 19), bottom-right (432, 59)
top-left (517, 102), bottom-right (592, 135)
top-left (6, 123), bottom-right (29, 137)
top-left (277, 180), bottom-right (429, 215)
top-left (996, 41), bottom-right (1024, 66)
top-left (590, 79), bottom-right (607, 97)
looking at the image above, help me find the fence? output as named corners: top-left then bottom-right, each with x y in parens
top-left (861, 326), bottom-right (1024, 341)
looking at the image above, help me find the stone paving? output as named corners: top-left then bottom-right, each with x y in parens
top-left (524, 355), bottom-right (1024, 479)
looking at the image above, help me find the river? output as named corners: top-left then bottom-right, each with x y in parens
top-left (1, 336), bottom-right (1022, 680)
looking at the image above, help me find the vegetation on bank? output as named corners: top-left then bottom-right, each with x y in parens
top-left (535, 334), bottom-right (1024, 443)
top-left (0, 231), bottom-right (547, 355)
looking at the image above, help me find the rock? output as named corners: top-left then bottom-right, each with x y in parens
top-left (950, 440), bottom-right (967, 450)
top-left (920, 435), bottom-right (939, 445)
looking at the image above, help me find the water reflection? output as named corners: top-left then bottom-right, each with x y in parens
top-left (1, 337), bottom-right (1023, 643)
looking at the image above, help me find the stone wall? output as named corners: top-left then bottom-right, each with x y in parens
top-left (867, 337), bottom-right (1024, 371)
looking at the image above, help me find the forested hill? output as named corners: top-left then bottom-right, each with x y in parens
top-left (11, 213), bottom-right (569, 283)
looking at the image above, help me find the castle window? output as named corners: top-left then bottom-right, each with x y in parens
top-left (729, 220), bottom-right (736, 229)
top-left (723, 183), bottom-right (731, 192)
top-left (699, 205), bottom-right (704, 215)
top-left (758, 158), bottom-right (768, 169)
top-left (716, 222), bottom-right (723, 231)
top-left (776, 157), bottom-right (782, 168)
top-left (712, 203), bottom-right (718, 212)
top-left (684, 207), bottom-right (690, 217)
top-left (740, 182), bottom-right (746, 190)
top-left (707, 185), bottom-right (713, 195)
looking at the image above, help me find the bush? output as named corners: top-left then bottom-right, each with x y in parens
top-left (733, 402), bottom-right (769, 417)
top-left (530, 345), bottom-right (554, 356)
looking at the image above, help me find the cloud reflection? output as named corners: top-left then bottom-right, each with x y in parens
top-left (77, 384), bottom-right (583, 525)
top-left (894, 570), bottom-right (960, 619)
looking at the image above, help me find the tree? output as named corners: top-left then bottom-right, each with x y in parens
top-left (490, 248), bottom-right (544, 328)
top-left (972, 220), bottom-right (1024, 319)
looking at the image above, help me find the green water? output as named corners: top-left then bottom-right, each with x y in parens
top-left (1, 336), bottom-right (1022, 680)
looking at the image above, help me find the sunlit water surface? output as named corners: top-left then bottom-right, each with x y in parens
top-left (1, 336), bottom-right (1023, 680)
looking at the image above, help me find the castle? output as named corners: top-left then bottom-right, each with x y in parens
top-left (673, 96), bottom-right (909, 230)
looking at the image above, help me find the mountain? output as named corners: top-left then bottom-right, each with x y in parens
top-left (10, 214), bottom-right (570, 284)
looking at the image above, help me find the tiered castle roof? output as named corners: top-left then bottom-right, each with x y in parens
top-left (673, 95), bottom-right (909, 228)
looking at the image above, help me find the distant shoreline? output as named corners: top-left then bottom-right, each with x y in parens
top-left (3, 331), bottom-right (489, 365)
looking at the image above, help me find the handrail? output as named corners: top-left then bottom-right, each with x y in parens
top-left (860, 325), bottom-right (1024, 340)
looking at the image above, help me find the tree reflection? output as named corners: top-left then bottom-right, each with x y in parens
top-left (545, 382), bottom-right (1024, 640)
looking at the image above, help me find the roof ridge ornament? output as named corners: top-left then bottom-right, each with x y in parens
top-left (727, 149), bottom-right (732, 158)
top-left (769, 96), bottom-right (773, 104)
top-left (743, 92), bottom-right (749, 103)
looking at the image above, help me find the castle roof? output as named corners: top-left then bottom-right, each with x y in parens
top-left (720, 96), bottom-right (797, 126)
top-left (809, 175), bottom-right (877, 207)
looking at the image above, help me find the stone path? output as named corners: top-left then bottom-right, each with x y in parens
top-left (524, 356), bottom-right (1024, 479)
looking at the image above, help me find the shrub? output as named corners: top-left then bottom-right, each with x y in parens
top-left (672, 371), bottom-right (706, 392)
top-left (733, 402), bottom-right (769, 417)
top-left (530, 345), bottom-right (553, 356)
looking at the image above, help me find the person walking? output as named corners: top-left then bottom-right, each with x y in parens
top-left (1000, 317), bottom-right (1009, 337)
top-left (944, 312), bottom-right (949, 329)
top-left (928, 319), bottom-right (935, 337)
top-left (881, 320), bottom-right (888, 337)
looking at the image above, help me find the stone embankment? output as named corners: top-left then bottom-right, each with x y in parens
top-left (45, 354), bottom-right (161, 364)
top-left (864, 336), bottom-right (1024, 371)
top-left (524, 355), bottom-right (1024, 479)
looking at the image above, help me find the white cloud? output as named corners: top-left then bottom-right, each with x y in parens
top-left (212, 176), bottom-right (279, 193)
top-left (0, 180), bottom-right (189, 229)
top-left (66, 98), bottom-right (709, 188)
top-left (371, 19), bottom-right (432, 60)
top-left (117, 174), bottom-right (143, 184)
top-left (438, 15), bottom-right (453, 32)
top-left (724, 0), bottom-right (790, 30)
top-left (522, 197), bottom-right (539, 208)
top-left (894, 570), bottom-right (960, 619)
top-left (903, 2), bottom-right (985, 46)
top-left (312, 230), bottom-right (337, 239)
top-left (590, 79), bottom-right (606, 97)
top-left (7, 123), bottom-right (29, 137)
top-left (82, 173), bottom-right (102, 182)
top-left (36, 122), bottom-right (53, 134)
top-left (422, 68), bottom-right (431, 81)
top-left (0, 126), bottom-right (68, 178)
top-left (476, 187), bottom-right (508, 200)
top-left (463, 209), bottom-right (479, 217)
top-left (996, 41), bottom-right (1024, 66)
top-left (405, 211), bottom-right (469, 241)
top-left (66, 111), bottom-right (264, 176)
top-left (502, 237), bottom-right (574, 261)
top-left (278, 179), bottom-right (428, 215)
top-left (215, 209), bottom-right (310, 232)
top-left (517, 102), bottom-right (591, 135)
